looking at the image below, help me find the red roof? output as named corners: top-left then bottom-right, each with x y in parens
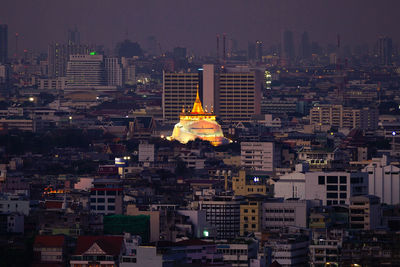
top-left (45, 201), bottom-right (63, 209)
top-left (74, 236), bottom-right (124, 256)
top-left (175, 239), bottom-right (213, 247)
top-left (269, 260), bottom-right (282, 267)
top-left (34, 235), bottom-right (65, 248)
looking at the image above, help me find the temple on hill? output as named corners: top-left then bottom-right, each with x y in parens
top-left (167, 89), bottom-right (231, 146)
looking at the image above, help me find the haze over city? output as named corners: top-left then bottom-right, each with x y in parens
top-left (1, 0), bottom-right (400, 55)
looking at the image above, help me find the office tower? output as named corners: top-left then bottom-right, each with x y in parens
top-left (48, 43), bottom-right (93, 78)
top-left (0, 25), bottom-right (7, 64)
top-left (163, 65), bottom-right (261, 123)
top-left (300, 31), bottom-right (311, 60)
top-left (67, 27), bottom-right (80, 45)
top-left (255, 40), bottom-right (263, 62)
top-left (216, 67), bottom-right (262, 123)
top-left (377, 36), bottom-right (392, 65)
top-left (163, 72), bottom-right (199, 122)
top-left (121, 57), bottom-right (136, 85)
top-left (247, 42), bottom-right (256, 61)
top-left (66, 54), bottom-right (106, 88)
top-left (105, 57), bottom-right (123, 87)
top-left (283, 30), bottom-right (295, 62)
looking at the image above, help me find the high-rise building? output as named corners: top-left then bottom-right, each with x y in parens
top-left (283, 30), bottom-right (295, 62)
top-left (247, 42), bottom-right (256, 61)
top-left (163, 72), bottom-right (199, 122)
top-left (105, 57), bottom-right (123, 87)
top-left (300, 31), bottom-right (311, 60)
top-left (255, 40), bottom-right (263, 62)
top-left (67, 27), bottom-right (80, 45)
top-left (216, 67), bottom-right (261, 123)
top-left (66, 54), bottom-right (106, 89)
top-left (377, 36), bottom-right (392, 65)
top-left (0, 24), bottom-right (7, 64)
top-left (163, 65), bottom-right (261, 123)
top-left (48, 43), bottom-right (94, 78)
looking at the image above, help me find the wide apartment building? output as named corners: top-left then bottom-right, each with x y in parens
top-left (309, 104), bottom-right (378, 130)
top-left (274, 171), bottom-right (368, 205)
top-left (163, 64), bottom-right (261, 123)
top-left (362, 155), bottom-right (400, 205)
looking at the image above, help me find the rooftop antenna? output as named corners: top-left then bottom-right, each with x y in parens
top-left (223, 33), bottom-right (226, 65)
top-left (216, 34), bottom-right (220, 63)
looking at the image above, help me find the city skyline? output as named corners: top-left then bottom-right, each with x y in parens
top-left (1, 0), bottom-right (400, 55)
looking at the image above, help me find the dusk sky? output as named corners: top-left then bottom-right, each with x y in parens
top-left (1, 0), bottom-right (399, 55)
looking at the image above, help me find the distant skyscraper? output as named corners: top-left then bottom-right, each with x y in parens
top-left (48, 43), bottom-right (94, 78)
top-left (283, 30), bottom-right (295, 62)
top-left (66, 54), bottom-right (106, 89)
top-left (256, 40), bottom-right (263, 62)
top-left (0, 25), bottom-right (7, 64)
top-left (67, 27), bottom-right (80, 45)
top-left (105, 57), bottom-right (123, 87)
top-left (163, 72), bottom-right (199, 122)
top-left (163, 65), bottom-right (261, 123)
top-left (377, 36), bottom-right (392, 65)
top-left (247, 42), bottom-right (256, 61)
top-left (300, 32), bottom-right (311, 60)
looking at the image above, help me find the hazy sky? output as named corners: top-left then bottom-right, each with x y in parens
top-left (1, 0), bottom-right (399, 55)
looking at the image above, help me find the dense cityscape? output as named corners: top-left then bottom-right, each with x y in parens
top-left (1, 2), bottom-right (400, 267)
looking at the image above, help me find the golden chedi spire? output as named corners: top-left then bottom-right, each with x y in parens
top-left (191, 86), bottom-right (205, 114)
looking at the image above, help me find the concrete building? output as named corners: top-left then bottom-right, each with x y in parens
top-left (309, 229), bottom-right (344, 267)
top-left (120, 234), bottom-right (162, 267)
top-left (89, 179), bottom-right (123, 215)
top-left (163, 71), bottom-right (199, 122)
top-left (265, 235), bottom-right (309, 267)
top-left (216, 67), bottom-right (262, 123)
top-left (217, 238), bottom-right (258, 267)
top-left (126, 204), bottom-right (160, 243)
top-left (199, 197), bottom-right (242, 239)
top-left (138, 142), bottom-right (155, 167)
top-left (349, 195), bottom-right (382, 230)
top-left (48, 43), bottom-right (94, 78)
top-left (233, 170), bottom-right (270, 196)
top-left (241, 142), bottom-right (280, 172)
top-left (105, 57), bottom-right (123, 87)
top-left (66, 54), bottom-right (106, 89)
top-left (38, 77), bottom-right (67, 90)
top-left (163, 65), bottom-right (262, 123)
top-left (262, 199), bottom-right (320, 231)
top-left (240, 199), bottom-right (262, 236)
top-left (33, 235), bottom-right (66, 267)
top-left (274, 171), bottom-right (368, 205)
top-left (0, 194), bottom-right (30, 215)
top-left (363, 156), bottom-right (400, 205)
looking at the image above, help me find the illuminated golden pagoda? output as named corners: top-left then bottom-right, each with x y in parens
top-left (167, 87), bottom-right (231, 146)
